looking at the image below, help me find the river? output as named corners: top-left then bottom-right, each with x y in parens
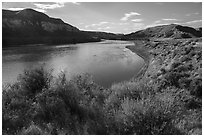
top-left (2, 40), bottom-right (144, 87)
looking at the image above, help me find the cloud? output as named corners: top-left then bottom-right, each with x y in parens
top-left (71, 2), bottom-right (80, 5)
top-left (162, 18), bottom-right (178, 21)
top-left (6, 7), bottom-right (46, 13)
top-left (145, 18), bottom-right (181, 28)
top-left (133, 23), bottom-right (144, 27)
top-left (154, 20), bottom-right (161, 24)
top-left (184, 20), bottom-right (202, 24)
top-left (186, 12), bottom-right (199, 16)
top-left (131, 19), bottom-right (143, 22)
top-left (6, 8), bottom-right (25, 11)
top-left (98, 26), bottom-right (111, 30)
top-left (85, 21), bottom-right (109, 28)
top-left (145, 23), bottom-right (169, 28)
top-left (145, 20), bottom-right (168, 28)
top-left (119, 22), bottom-right (129, 25)
top-left (155, 2), bottom-right (164, 5)
top-left (34, 2), bottom-right (66, 10)
top-left (120, 12), bottom-right (141, 21)
top-left (98, 21), bottom-right (109, 25)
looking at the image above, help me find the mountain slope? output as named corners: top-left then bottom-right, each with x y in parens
top-left (81, 31), bottom-right (124, 40)
top-left (123, 24), bottom-right (202, 40)
top-left (2, 9), bottom-right (100, 46)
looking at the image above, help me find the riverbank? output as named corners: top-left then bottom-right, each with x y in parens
top-left (126, 40), bottom-right (151, 78)
top-left (126, 41), bottom-right (150, 63)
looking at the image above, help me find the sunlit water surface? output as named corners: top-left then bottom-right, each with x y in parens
top-left (3, 40), bottom-right (144, 87)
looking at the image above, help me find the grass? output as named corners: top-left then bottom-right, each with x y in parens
top-left (2, 39), bottom-right (202, 135)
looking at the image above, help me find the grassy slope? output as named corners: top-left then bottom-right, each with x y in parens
top-left (127, 38), bottom-right (202, 134)
top-left (2, 38), bottom-right (202, 135)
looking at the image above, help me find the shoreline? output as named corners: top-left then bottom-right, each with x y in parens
top-left (126, 40), bottom-right (151, 78)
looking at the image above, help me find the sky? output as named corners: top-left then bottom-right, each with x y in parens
top-left (2, 2), bottom-right (202, 34)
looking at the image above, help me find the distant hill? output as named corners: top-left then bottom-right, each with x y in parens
top-left (122, 24), bottom-right (202, 40)
top-left (2, 9), bottom-right (100, 46)
top-left (81, 31), bottom-right (124, 40)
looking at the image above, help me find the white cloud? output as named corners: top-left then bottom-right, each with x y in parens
top-left (145, 19), bottom-right (181, 29)
top-left (145, 23), bottom-right (169, 28)
top-left (145, 20), bottom-right (169, 28)
top-left (85, 25), bottom-right (89, 28)
top-left (6, 8), bottom-right (25, 11)
top-left (6, 8), bottom-right (46, 13)
top-left (85, 21), bottom-right (109, 28)
top-left (97, 26), bottom-right (111, 32)
top-left (184, 20), bottom-right (202, 24)
top-left (133, 23), bottom-right (144, 27)
top-left (162, 18), bottom-right (178, 21)
top-left (120, 12), bottom-right (141, 21)
top-left (119, 22), bottom-right (129, 25)
top-left (186, 12), bottom-right (200, 16)
top-left (34, 2), bottom-right (66, 10)
top-left (98, 26), bottom-right (111, 30)
top-left (99, 21), bottom-right (109, 25)
top-left (71, 2), bottom-right (80, 5)
top-left (154, 20), bottom-right (161, 24)
top-left (155, 3), bottom-right (164, 5)
top-left (131, 19), bottom-right (143, 22)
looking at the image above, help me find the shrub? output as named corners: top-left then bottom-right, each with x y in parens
top-left (162, 71), bottom-right (190, 88)
top-left (17, 67), bottom-right (53, 97)
top-left (178, 78), bottom-right (192, 89)
top-left (2, 65), bottom-right (201, 135)
top-left (189, 78), bottom-right (202, 98)
top-left (104, 91), bottom-right (183, 135)
top-left (20, 122), bottom-right (45, 135)
top-left (105, 81), bottom-right (154, 111)
top-left (180, 56), bottom-right (191, 62)
top-left (2, 84), bottom-right (33, 134)
top-left (171, 61), bottom-right (182, 69)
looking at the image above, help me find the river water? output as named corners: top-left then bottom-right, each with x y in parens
top-left (2, 40), bottom-right (144, 87)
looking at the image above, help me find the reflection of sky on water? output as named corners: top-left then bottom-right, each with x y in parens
top-left (3, 40), bottom-right (144, 87)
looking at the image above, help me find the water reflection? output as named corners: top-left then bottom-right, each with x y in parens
top-left (2, 40), bottom-right (144, 87)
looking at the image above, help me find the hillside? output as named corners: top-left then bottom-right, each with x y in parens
top-left (2, 9), bottom-right (100, 46)
top-left (126, 37), bottom-right (202, 135)
top-left (81, 31), bottom-right (124, 40)
top-left (123, 24), bottom-right (202, 40)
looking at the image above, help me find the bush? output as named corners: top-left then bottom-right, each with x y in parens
top-left (104, 91), bottom-right (183, 134)
top-left (20, 122), bottom-right (45, 135)
top-left (171, 61), bottom-right (182, 69)
top-left (180, 56), bottom-right (191, 62)
top-left (189, 78), bottom-right (202, 98)
top-left (2, 84), bottom-right (33, 134)
top-left (2, 66), bottom-right (201, 135)
top-left (2, 68), bottom-right (108, 135)
top-left (17, 67), bottom-right (53, 97)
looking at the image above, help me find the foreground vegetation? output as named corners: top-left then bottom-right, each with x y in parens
top-left (2, 38), bottom-right (202, 135)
